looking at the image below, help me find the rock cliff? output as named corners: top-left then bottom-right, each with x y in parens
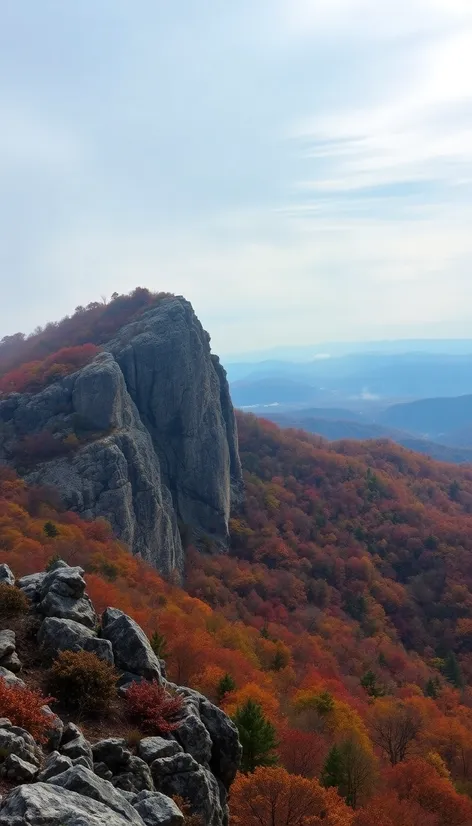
top-left (0, 298), bottom-right (242, 576)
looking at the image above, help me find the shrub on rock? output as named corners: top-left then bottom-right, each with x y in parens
top-left (125, 679), bottom-right (184, 735)
top-left (0, 582), bottom-right (29, 618)
top-left (47, 649), bottom-right (117, 715)
top-left (0, 677), bottom-right (53, 742)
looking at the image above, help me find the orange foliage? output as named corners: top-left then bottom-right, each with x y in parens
top-left (0, 344), bottom-right (100, 394)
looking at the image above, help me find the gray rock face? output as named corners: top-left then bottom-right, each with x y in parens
top-left (138, 737), bottom-right (183, 765)
top-left (152, 753), bottom-right (223, 826)
top-left (0, 298), bottom-right (242, 576)
top-left (37, 750), bottom-right (73, 781)
top-left (101, 608), bottom-right (160, 680)
top-left (17, 571), bottom-right (46, 602)
top-left (0, 564), bottom-right (14, 586)
top-left (38, 616), bottom-right (114, 663)
top-left (0, 631), bottom-right (15, 660)
top-left (52, 765), bottom-right (144, 825)
top-left (134, 791), bottom-right (183, 826)
top-left (112, 756), bottom-right (153, 794)
top-left (0, 783), bottom-right (141, 826)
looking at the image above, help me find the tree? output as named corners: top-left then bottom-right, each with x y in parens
top-left (149, 630), bottom-right (168, 659)
top-left (442, 651), bottom-right (463, 689)
top-left (230, 766), bottom-right (351, 826)
top-left (216, 673), bottom-right (236, 705)
top-left (322, 737), bottom-right (376, 809)
top-left (424, 678), bottom-right (439, 699)
top-left (43, 521), bottom-right (59, 538)
top-left (369, 700), bottom-right (422, 766)
top-left (233, 699), bottom-right (278, 773)
top-left (361, 671), bottom-right (385, 699)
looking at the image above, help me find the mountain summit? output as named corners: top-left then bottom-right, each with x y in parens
top-left (0, 294), bottom-right (243, 575)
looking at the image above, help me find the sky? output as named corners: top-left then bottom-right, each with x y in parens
top-left (2, 0), bottom-right (472, 356)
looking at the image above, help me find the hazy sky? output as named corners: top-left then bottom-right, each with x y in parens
top-left (2, 0), bottom-right (472, 355)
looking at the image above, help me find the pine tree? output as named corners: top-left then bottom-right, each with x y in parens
top-left (44, 521), bottom-right (59, 538)
top-left (442, 651), bottom-right (463, 688)
top-left (149, 630), bottom-right (168, 660)
top-left (425, 677), bottom-right (439, 699)
top-left (361, 670), bottom-right (384, 698)
top-left (322, 745), bottom-right (344, 789)
top-left (216, 673), bottom-right (236, 705)
top-left (233, 699), bottom-right (278, 773)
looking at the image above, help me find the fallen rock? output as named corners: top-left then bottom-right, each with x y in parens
top-left (40, 565), bottom-right (87, 600)
top-left (152, 753), bottom-right (223, 826)
top-left (60, 724), bottom-right (93, 769)
top-left (40, 704), bottom-right (64, 751)
top-left (37, 565), bottom-right (98, 629)
top-left (92, 738), bottom-right (131, 772)
top-left (0, 783), bottom-right (142, 825)
top-left (112, 756), bottom-right (154, 794)
top-left (0, 631), bottom-right (15, 660)
top-left (37, 751), bottom-right (73, 781)
top-left (138, 737), bottom-right (182, 765)
top-left (17, 571), bottom-right (46, 602)
top-left (0, 667), bottom-right (25, 688)
top-left (38, 616), bottom-right (114, 663)
top-left (0, 564), bottom-right (14, 586)
top-left (0, 652), bottom-right (21, 674)
top-left (94, 761), bottom-right (114, 781)
top-left (134, 791), bottom-right (183, 826)
top-left (0, 728), bottom-right (41, 768)
top-left (2, 753), bottom-right (37, 782)
top-left (52, 765), bottom-right (144, 825)
top-left (101, 608), bottom-right (160, 680)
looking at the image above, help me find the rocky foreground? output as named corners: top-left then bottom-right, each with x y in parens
top-left (0, 561), bottom-right (241, 825)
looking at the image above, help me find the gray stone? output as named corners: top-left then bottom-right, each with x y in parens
top-left (134, 791), bottom-right (184, 826)
top-left (2, 753), bottom-right (37, 782)
top-left (0, 652), bottom-right (21, 674)
top-left (112, 756), bottom-right (154, 794)
top-left (37, 751), bottom-right (73, 781)
top-left (40, 565), bottom-right (87, 600)
top-left (0, 565), bottom-right (14, 586)
top-left (60, 725), bottom-right (93, 769)
top-left (40, 705), bottom-right (64, 751)
top-left (101, 608), bottom-right (160, 680)
top-left (152, 753), bottom-right (224, 826)
top-left (199, 696), bottom-right (242, 788)
top-left (0, 783), bottom-right (143, 825)
top-left (52, 765), bottom-right (144, 825)
top-left (0, 298), bottom-right (243, 577)
top-left (173, 711), bottom-right (212, 766)
top-left (92, 738), bottom-right (131, 772)
top-left (0, 631), bottom-right (15, 660)
top-left (38, 616), bottom-right (114, 663)
top-left (16, 571), bottom-right (46, 602)
top-left (138, 737), bottom-right (182, 765)
top-left (38, 565), bottom-right (97, 628)
top-left (94, 761), bottom-right (114, 781)
top-left (0, 667), bottom-right (24, 687)
top-left (0, 728), bottom-right (40, 767)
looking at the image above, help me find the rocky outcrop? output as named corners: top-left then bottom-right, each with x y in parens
top-left (0, 298), bottom-right (242, 577)
top-left (0, 562), bottom-right (241, 825)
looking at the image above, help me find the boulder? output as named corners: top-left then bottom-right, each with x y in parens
top-left (0, 783), bottom-right (143, 825)
top-left (134, 791), bottom-right (183, 826)
top-left (112, 756), bottom-right (154, 794)
top-left (0, 667), bottom-right (24, 688)
top-left (0, 653), bottom-right (21, 674)
top-left (92, 738), bottom-right (131, 772)
top-left (38, 565), bottom-right (97, 628)
top-left (0, 564), bottom-right (14, 586)
top-left (39, 565), bottom-right (87, 600)
top-left (2, 753), bottom-right (37, 782)
top-left (17, 571), bottom-right (46, 602)
top-left (101, 608), bottom-right (160, 680)
top-left (37, 750), bottom-right (73, 781)
top-left (38, 616), bottom-right (114, 663)
top-left (199, 696), bottom-right (242, 788)
top-left (152, 753), bottom-right (224, 826)
top-left (138, 737), bottom-right (182, 765)
top-left (60, 724), bottom-right (93, 769)
top-left (0, 631), bottom-right (15, 660)
top-left (173, 711), bottom-right (212, 765)
top-left (40, 704), bottom-right (64, 751)
top-left (94, 761), bottom-right (114, 781)
top-left (52, 765), bottom-right (144, 825)
top-left (0, 728), bottom-right (41, 767)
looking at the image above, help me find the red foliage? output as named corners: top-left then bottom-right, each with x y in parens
top-left (124, 680), bottom-right (184, 734)
top-left (0, 344), bottom-right (100, 394)
top-left (0, 677), bottom-right (53, 743)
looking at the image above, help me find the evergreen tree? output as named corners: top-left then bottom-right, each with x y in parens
top-left (321, 745), bottom-right (344, 789)
top-left (361, 670), bottom-right (385, 698)
top-left (233, 699), bottom-right (278, 773)
top-left (216, 673), bottom-right (236, 705)
top-left (442, 651), bottom-right (463, 688)
top-left (44, 521), bottom-right (59, 538)
top-left (425, 677), bottom-right (439, 699)
top-left (149, 630), bottom-right (168, 660)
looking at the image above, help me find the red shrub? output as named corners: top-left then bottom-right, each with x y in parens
top-left (0, 677), bottom-right (53, 742)
top-left (124, 680), bottom-right (184, 734)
